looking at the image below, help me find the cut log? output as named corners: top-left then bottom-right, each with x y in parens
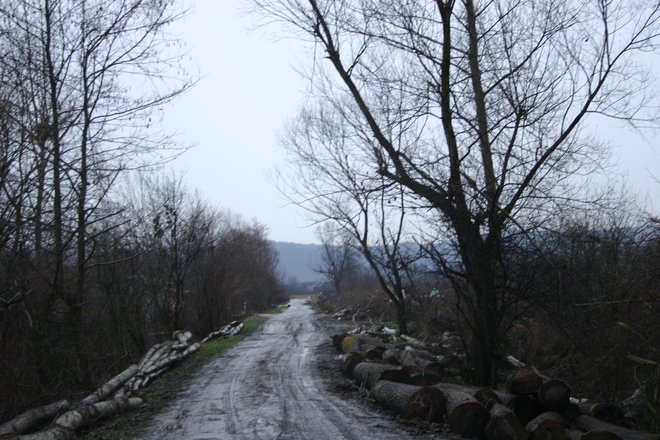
top-left (502, 394), bottom-right (546, 425)
top-left (174, 330), bottom-right (192, 345)
top-left (181, 342), bottom-right (200, 358)
top-left (475, 388), bottom-right (504, 409)
top-left (506, 366), bottom-right (545, 395)
top-left (371, 380), bottom-right (446, 423)
top-left (342, 352), bottom-right (364, 375)
top-left (579, 402), bottom-right (625, 424)
top-left (539, 380), bottom-right (571, 412)
top-left (562, 404), bottom-right (583, 424)
top-left (352, 362), bottom-right (411, 389)
top-left (227, 323), bottom-right (243, 336)
top-left (341, 335), bottom-right (362, 354)
top-left (574, 415), bottom-right (660, 440)
top-left (434, 382), bottom-right (490, 438)
top-left (485, 402), bottom-right (528, 440)
top-left (142, 342), bottom-right (199, 377)
top-left (331, 333), bottom-right (348, 352)
top-left (141, 367), bottom-right (167, 388)
top-left (362, 345), bottom-right (387, 361)
top-left (137, 343), bottom-right (162, 370)
top-left (397, 348), bottom-right (444, 383)
top-left (399, 334), bottom-right (426, 349)
top-left (19, 397), bottom-right (143, 440)
top-left (567, 429), bottom-right (585, 440)
top-left (581, 431), bottom-right (625, 440)
top-left (507, 355), bottom-right (528, 368)
top-left (80, 365), bottom-right (138, 405)
top-left (139, 341), bottom-right (174, 373)
top-left (382, 347), bottom-right (400, 365)
top-left (130, 342), bottom-right (200, 392)
top-left (340, 334), bottom-right (385, 355)
top-left (0, 400), bottom-right (70, 436)
top-left (621, 387), bottom-right (650, 425)
top-left (526, 412), bottom-right (568, 440)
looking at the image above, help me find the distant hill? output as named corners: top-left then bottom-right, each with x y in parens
top-left (270, 241), bottom-right (324, 283)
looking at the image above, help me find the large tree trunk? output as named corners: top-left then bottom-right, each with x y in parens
top-left (485, 402), bottom-right (528, 440)
top-left (371, 380), bottom-right (446, 423)
top-left (506, 366), bottom-right (545, 395)
top-left (433, 382), bottom-right (490, 438)
top-left (539, 379), bottom-right (571, 412)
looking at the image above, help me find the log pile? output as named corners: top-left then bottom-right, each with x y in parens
top-left (332, 330), bottom-right (660, 440)
top-left (1, 322), bottom-right (245, 439)
top-left (126, 331), bottom-right (201, 392)
top-left (201, 321), bottom-right (244, 343)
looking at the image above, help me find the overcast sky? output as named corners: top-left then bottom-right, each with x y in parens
top-left (163, 0), bottom-right (660, 245)
top-left (162, 0), bottom-right (317, 243)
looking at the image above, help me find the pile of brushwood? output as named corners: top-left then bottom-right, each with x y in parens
top-left (335, 326), bottom-right (659, 440)
top-left (0, 321), bottom-right (244, 440)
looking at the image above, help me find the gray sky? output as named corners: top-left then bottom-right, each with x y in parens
top-left (164, 0), bottom-right (659, 245)
top-left (163, 0), bottom-right (317, 244)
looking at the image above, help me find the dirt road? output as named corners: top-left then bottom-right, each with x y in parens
top-left (136, 299), bottom-right (433, 439)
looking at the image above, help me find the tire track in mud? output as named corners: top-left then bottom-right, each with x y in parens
top-left (136, 300), bottom-right (431, 440)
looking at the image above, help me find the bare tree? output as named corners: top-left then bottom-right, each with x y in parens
top-left (315, 223), bottom-right (359, 293)
top-left (283, 105), bottom-right (426, 333)
top-left (0, 0), bottom-right (193, 391)
top-left (255, 0), bottom-right (660, 384)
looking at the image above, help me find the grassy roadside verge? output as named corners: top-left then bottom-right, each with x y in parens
top-left (79, 314), bottom-right (269, 440)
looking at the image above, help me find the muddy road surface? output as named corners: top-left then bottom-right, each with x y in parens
top-left (137, 299), bottom-right (433, 439)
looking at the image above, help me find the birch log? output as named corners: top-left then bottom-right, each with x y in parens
top-left (19, 397), bottom-right (143, 440)
top-left (0, 400), bottom-right (70, 437)
top-left (80, 365), bottom-right (138, 405)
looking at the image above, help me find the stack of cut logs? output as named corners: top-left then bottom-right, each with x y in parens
top-left (335, 329), bottom-right (660, 440)
top-left (0, 322), bottom-right (244, 440)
